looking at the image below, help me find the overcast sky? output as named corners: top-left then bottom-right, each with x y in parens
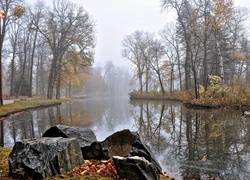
top-left (28, 0), bottom-right (250, 67)
top-left (72, 0), bottom-right (170, 67)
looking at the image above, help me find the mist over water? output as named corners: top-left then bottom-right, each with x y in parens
top-left (2, 97), bottom-right (250, 179)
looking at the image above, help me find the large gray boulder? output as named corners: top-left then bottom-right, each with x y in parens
top-left (42, 124), bottom-right (100, 160)
top-left (9, 137), bottom-right (84, 179)
top-left (42, 124), bottom-right (97, 147)
top-left (113, 156), bottom-right (160, 180)
top-left (103, 129), bottom-right (162, 173)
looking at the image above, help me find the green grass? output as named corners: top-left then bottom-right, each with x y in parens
top-left (0, 98), bottom-right (72, 118)
top-left (0, 147), bottom-right (11, 179)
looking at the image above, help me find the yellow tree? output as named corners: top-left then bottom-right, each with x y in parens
top-left (61, 50), bottom-right (92, 97)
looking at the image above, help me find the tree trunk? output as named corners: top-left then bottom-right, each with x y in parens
top-left (157, 71), bottom-right (165, 95)
top-left (10, 33), bottom-right (18, 96)
top-left (55, 63), bottom-right (62, 99)
top-left (145, 59), bottom-right (149, 93)
top-left (138, 66), bottom-right (143, 93)
top-left (68, 80), bottom-right (71, 98)
top-left (56, 79), bottom-right (60, 99)
top-left (35, 56), bottom-right (39, 96)
top-left (47, 57), bottom-right (57, 99)
top-left (28, 30), bottom-right (38, 97)
top-left (185, 40), bottom-right (192, 90)
top-left (10, 50), bottom-right (16, 96)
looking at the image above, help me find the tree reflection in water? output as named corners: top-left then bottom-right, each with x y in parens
top-left (2, 98), bottom-right (250, 179)
top-left (130, 100), bottom-right (250, 179)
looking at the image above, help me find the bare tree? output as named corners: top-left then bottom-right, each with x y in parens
top-left (122, 31), bottom-right (147, 93)
top-left (8, 20), bottom-right (22, 96)
top-left (0, 0), bottom-right (25, 104)
top-left (160, 23), bottom-right (183, 92)
top-left (26, 1), bottom-right (46, 97)
top-left (141, 36), bottom-right (166, 94)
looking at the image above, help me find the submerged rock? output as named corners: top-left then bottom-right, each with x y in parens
top-left (113, 156), bottom-right (160, 180)
top-left (9, 137), bottom-right (84, 179)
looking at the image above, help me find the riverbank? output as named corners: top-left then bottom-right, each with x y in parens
top-left (129, 91), bottom-right (250, 110)
top-left (129, 91), bottom-right (182, 101)
top-left (0, 97), bottom-right (74, 120)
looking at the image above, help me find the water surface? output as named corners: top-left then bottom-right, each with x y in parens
top-left (2, 97), bottom-right (250, 179)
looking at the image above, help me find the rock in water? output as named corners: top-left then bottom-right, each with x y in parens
top-left (113, 156), bottom-right (160, 180)
top-left (42, 124), bottom-right (97, 147)
top-left (9, 137), bottom-right (84, 179)
top-left (103, 129), bottom-right (162, 173)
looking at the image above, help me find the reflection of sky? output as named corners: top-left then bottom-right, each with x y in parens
top-left (3, 98), bottom-right (250, 179)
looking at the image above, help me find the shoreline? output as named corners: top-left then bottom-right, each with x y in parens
top-left (129, 93), bottom-right (250, 110)
top-left (0, 98), bottom-right (74, 120)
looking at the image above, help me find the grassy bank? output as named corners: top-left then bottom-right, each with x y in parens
top-left (0, 147), bottom-right (11, 179)
top-left (0, 98), bottom-right (73, 119)
top-left (129, 91), bottom-right (182, 101)
top-left (130, 88), bottom-right (250, 109)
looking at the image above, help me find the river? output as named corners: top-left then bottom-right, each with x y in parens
top-left (1, 96), bottom-right (250, 179)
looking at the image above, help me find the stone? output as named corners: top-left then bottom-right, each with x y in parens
top-left (103, 129), bottom-right (162, 173)
top-left (112, 156), bottom-right (160, 180)
top-left (81, 141), bottom-right (109, 160)
top-left (130, 135), bottom-right (162, 174)
top-left (9, 137), bottom-right (84, 179)
top-left (42, 124), bottom-right (97, 147)
top-left (9, 126), bottom-right (163, 179)
top-left (103, 129), bottom-right (137, 157)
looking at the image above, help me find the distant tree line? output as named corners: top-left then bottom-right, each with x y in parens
top-left (84, 61), bottom-right (131, 96)
top-left (122, 0), bottom-right (250, 99)
top-left (1, 0), bottom-right (95, 99)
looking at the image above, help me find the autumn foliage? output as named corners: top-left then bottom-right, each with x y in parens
top-left (58, 159), bottom-right (126, 180)
top-left (58, 158), bottom-right (172, 180)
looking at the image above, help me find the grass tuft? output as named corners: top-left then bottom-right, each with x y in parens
top-left (0, 147), bottom-right (11, 179)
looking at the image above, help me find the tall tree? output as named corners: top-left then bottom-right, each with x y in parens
top-left (160, 23), bottom-right (183, 92)
top-left (34, 0), bottom-right (95, 99)
top-left (122, 31), bottom-right (146, 93)
top-left (0, 0), bottom-right (25, 104)
top-left (27, 1), bottom-right (45, 97)
top-left (8, 18), bottom-right (22, 96)
top-left (142, 36), bottom-right (166, 94)
top-left (161, 0), bottom-right (197, 90)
